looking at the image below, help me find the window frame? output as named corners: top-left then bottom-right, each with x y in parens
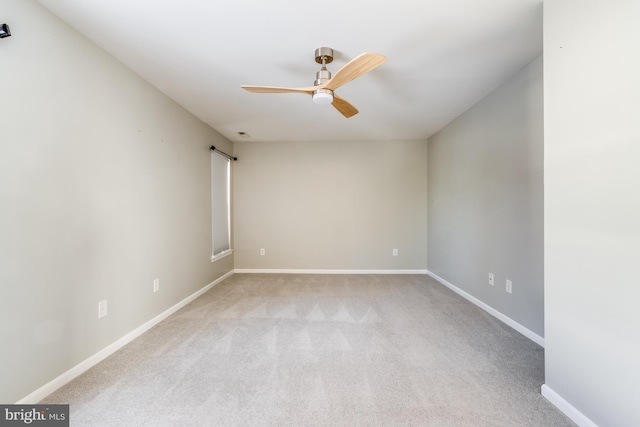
top-left (211, 151), bottom-right (233, 262)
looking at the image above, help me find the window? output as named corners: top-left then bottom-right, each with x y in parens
top-left (211, 151), bottom-right (232, 261)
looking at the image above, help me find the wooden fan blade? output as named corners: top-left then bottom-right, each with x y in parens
top-left (324, 52), bottom-right (387, 91)
top-left (332, 94), bottom-right (359, 118)
top-left (241, 85), bottom-right (317, 94)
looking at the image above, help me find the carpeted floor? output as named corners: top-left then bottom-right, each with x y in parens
top-left (42, 274), bottom-right (575, 426)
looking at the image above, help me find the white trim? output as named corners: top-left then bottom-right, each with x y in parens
top-left (541, 385), bottom-right (599, 427)
top-left (426, 270), bottom-right (544, 347)
top-left (234, 269), bottom-right (428, 275)
top-left (211, 248), bottom-right (233, 263)
top-left (16, 270), bottom-right (235, 404)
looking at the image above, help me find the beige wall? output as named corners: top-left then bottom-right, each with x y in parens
top-left (543, 1), bottom-right (640, 425)
top-left (427, 57), bottom-right (544, 337)
top-left (232, 140), bottom-right (428, 271)
top-left (0, 0), bottom-right (233, 403)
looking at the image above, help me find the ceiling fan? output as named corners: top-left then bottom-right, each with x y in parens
top-left (241, 47), bottom-right (386, 118)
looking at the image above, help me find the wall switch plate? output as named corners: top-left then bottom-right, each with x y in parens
top-left (98, 300), bottom-right (107, 319)
top-left (506, 279), bottom-right (512, 294)
top-left (489, 273), bottom-right (495, 286)
top-left (153, 278), bottom-right (160, 293)
top-left (260, 248), bottom-right (265, 256)
top-left (392, 248), bottom-right (398, 256)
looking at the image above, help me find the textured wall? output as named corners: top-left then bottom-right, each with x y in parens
top-left (0, 0), bottom-right (233, 403)
top-left (427, 57), bottom-right (544, 336)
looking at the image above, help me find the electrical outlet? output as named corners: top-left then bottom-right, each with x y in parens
top-left (98, 300), bottom-right (107, 319)
top-left (153, 278), bottom-right (160, 293)
top-left (488, 273), bottom-right (494, 286)
top-left (506, 280), bottom-right (513, 294)
top-left (392, 248), bottom-right (398, 256)
top-left (260, 248), bottom-right (265, 256)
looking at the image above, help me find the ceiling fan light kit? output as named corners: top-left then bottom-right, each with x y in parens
top-left (312, 89), bottom-right (334, 105)
top-left (241, 47), bottom-right (386, 118)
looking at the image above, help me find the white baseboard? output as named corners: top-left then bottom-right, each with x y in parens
top-left (234, 269), bottom-right (428, 274)
top-left (16, 270), bottom-right (235, 404)
top-left (426, 270), bottom-right (544, 347)
top-left (541, 385), bottom-right (598, 427)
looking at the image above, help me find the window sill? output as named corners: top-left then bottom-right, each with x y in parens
top-left (211, 249), bottom-right (233, 263)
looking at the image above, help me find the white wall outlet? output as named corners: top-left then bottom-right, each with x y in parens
top-left (489, 273), bottom-right (495, 286)
top-left (506, 279), bottom-right (513, 294)
top-left (98, 300), bottom-right (107, 319)
top-left (153, 278), bottom-right (160, 293)
top-left (260, 248), bottom-right (265, 256)
top-left (392, 248), bottom-right (398, 256)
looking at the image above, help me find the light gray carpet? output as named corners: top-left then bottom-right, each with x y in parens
top-left (42, 274), bottom-right (574, 426)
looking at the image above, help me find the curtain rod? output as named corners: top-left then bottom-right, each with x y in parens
top-left (210, 146), bottom-right (237, 161)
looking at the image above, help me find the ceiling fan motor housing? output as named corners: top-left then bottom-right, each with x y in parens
top-left (315, 68), bottom-right (331, 86)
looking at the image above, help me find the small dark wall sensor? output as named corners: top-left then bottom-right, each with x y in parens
top-left (0, 23), bottom-right (11, 38)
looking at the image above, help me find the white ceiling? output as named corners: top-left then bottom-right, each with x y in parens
top-left (37, 0), bottom-right (542, 143)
